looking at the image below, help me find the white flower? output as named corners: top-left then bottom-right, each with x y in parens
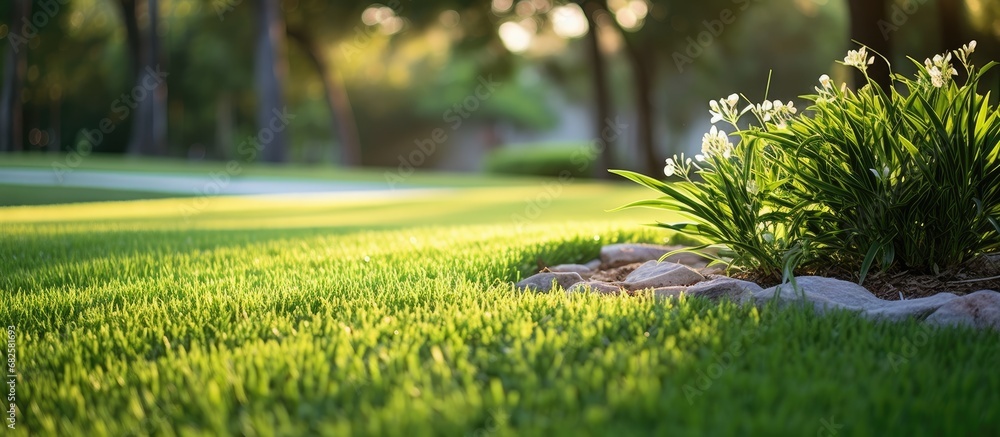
top-left (752, 99), bottom-right (797, 128)
top-left (815, 74), bottom-right (836, 100)
top-left (708, 94), bottom-right (748, 125)
top-left (924, 52), bottom-right (959, 88)
top-left (818, 74), bottom-right (832, 89)
top-left (842, 47), bottom-right (875, 71)
top-left (928, 67), bottom-right (944, 88)
top-left (701, 126), bottom-right (734, 159)
top-left (746, 180), bottom-right (759, 195)
top-left (754, 100), bottom-right (774, 122)
top-left (663, 155), bottom-right (693, 177)
top-left (709, 100), bottom-right (724, 124)
top-left (952, 40), bottom-right (978, 68)
top-left (664, 158), bottom-right (677, 177)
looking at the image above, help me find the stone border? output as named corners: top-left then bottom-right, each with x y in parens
top-left (515, 244), bottom-right (1000, 332)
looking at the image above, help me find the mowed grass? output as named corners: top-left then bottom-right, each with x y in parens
top-left (2, 171), bottom-right (1000, 436)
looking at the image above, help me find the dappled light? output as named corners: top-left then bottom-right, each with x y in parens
top-left (2, 0), bottom-right (1000, 435)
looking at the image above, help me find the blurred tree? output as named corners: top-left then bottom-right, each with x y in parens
top-left (0, 0), bottom-right (30, 152)
top-left (285, 26), bottom-right (361, 166)
top-left (283, 1), bottom-right (371, 166)
top-left (599, 0), bottom-right (656, 176)
top-left (116, 0), bottom-right (168, 155)
top-left (580, 1), bottom-right (616, 178)
top-left (255, 0), bottom-right (289, 163)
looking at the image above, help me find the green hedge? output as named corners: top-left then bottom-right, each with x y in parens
top-left (484, 143), bottom-right (596, 178)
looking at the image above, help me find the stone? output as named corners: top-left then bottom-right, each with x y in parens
top-left (567, 281), bottom-right (625, 295)
top-left (548, 264), bottom-right (594, 278)
top-left (754, 276), bottom-right (883, 311)
top-left (865, 293), bottom-right (959, 322)
top-left (516, 272), bottom-right (584, 293)
top-left (623, 261), bottom-right (705, 290)
top-left (584, 259), bottom-right (602, 270)
top-left (600, 243), bottom-right (718, 268)
top-left (651, 286), bottom-right (687, 300)
top-left (755, 276), bottom-right (961, 321)
top-left (924, 290), bottom-right (1000, 331)
top-left (600, 244), bottom-right (669, 268)
top-left (687, 277), bottom-right (762, 304)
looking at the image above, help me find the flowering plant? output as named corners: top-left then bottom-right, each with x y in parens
top-left (613, 42), bottom-right (1000, 283)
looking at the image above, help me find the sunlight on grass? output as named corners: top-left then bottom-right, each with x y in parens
top-left (0, 184), bottom-right (671, 232)
top-left (2, 169), bottom-right (998, 435)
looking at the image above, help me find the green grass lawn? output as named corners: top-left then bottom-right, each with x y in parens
top-left (2, 159), bottom-right (999, 436)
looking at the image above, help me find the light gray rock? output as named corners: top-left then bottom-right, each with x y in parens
top-left (516, 272), bottom-right (584, 293)
top-left (600, 243), bottom-right (716, 268)
top-left (567, 281), bottom-right (625, 295)
top-left (601, 243), bottom-right (671, 268)
top-left (924, 290), bottom-right (1000, 331)
top-left (584, 259), bottom-right (602, 270)
top-left (549, 264), bottom-right (594, 278)
top-left (756, 276), bottom-right (961, 321)
top-left (755, 276), bottom-right (882, 311)
top-left (687, 277), bottom-right (762, 304)
top-left (623, 261), bottom-right (705, 290)
top-left (866, 293), bottom-right (960, 321)
top-left (651, 286), bottom-right (687, 299)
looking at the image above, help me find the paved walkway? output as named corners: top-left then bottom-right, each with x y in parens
top-left (0, 168), bottom-right (439, 199)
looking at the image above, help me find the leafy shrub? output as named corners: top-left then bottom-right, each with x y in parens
top-left (614, 42), bottom-right (1000, 283)
top-left (484, 143), bottom-right (595, 178)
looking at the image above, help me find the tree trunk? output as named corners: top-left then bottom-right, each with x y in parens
top-left (601, 0), bottom-right (657, 175)
top-left (0, 0), bottom-right (30, 153)
top-left (119, 0), bottom-right (167, 156)
top-left (118, 0), bottom-right (144, 154)
top-left (286, 26), bottom-right (362, 166)
top-left (147, 0), bottom-right (167, 155)
top-left (215, 92), bottom-right (233, 160)
top-left (50, 93), bottom-right (61, 152)
top-left (118, 1), bottom-right (142, 75)
top-left (847, 0), bottom-right (891, 92)
top-left (255, 0), bottom-right (290, 163)
top-left (582, 1), bottom-right (615, 179)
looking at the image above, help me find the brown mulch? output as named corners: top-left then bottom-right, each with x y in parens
top-left (571, 254), bottom-right (1000, 301)
top-left (730, 254), bottom-right (1000, 301)
top-left (588, 263), bottom-right (644, 282)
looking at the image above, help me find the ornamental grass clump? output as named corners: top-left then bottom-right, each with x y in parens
top-left (614, 42), bottom-right (1000, 284)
